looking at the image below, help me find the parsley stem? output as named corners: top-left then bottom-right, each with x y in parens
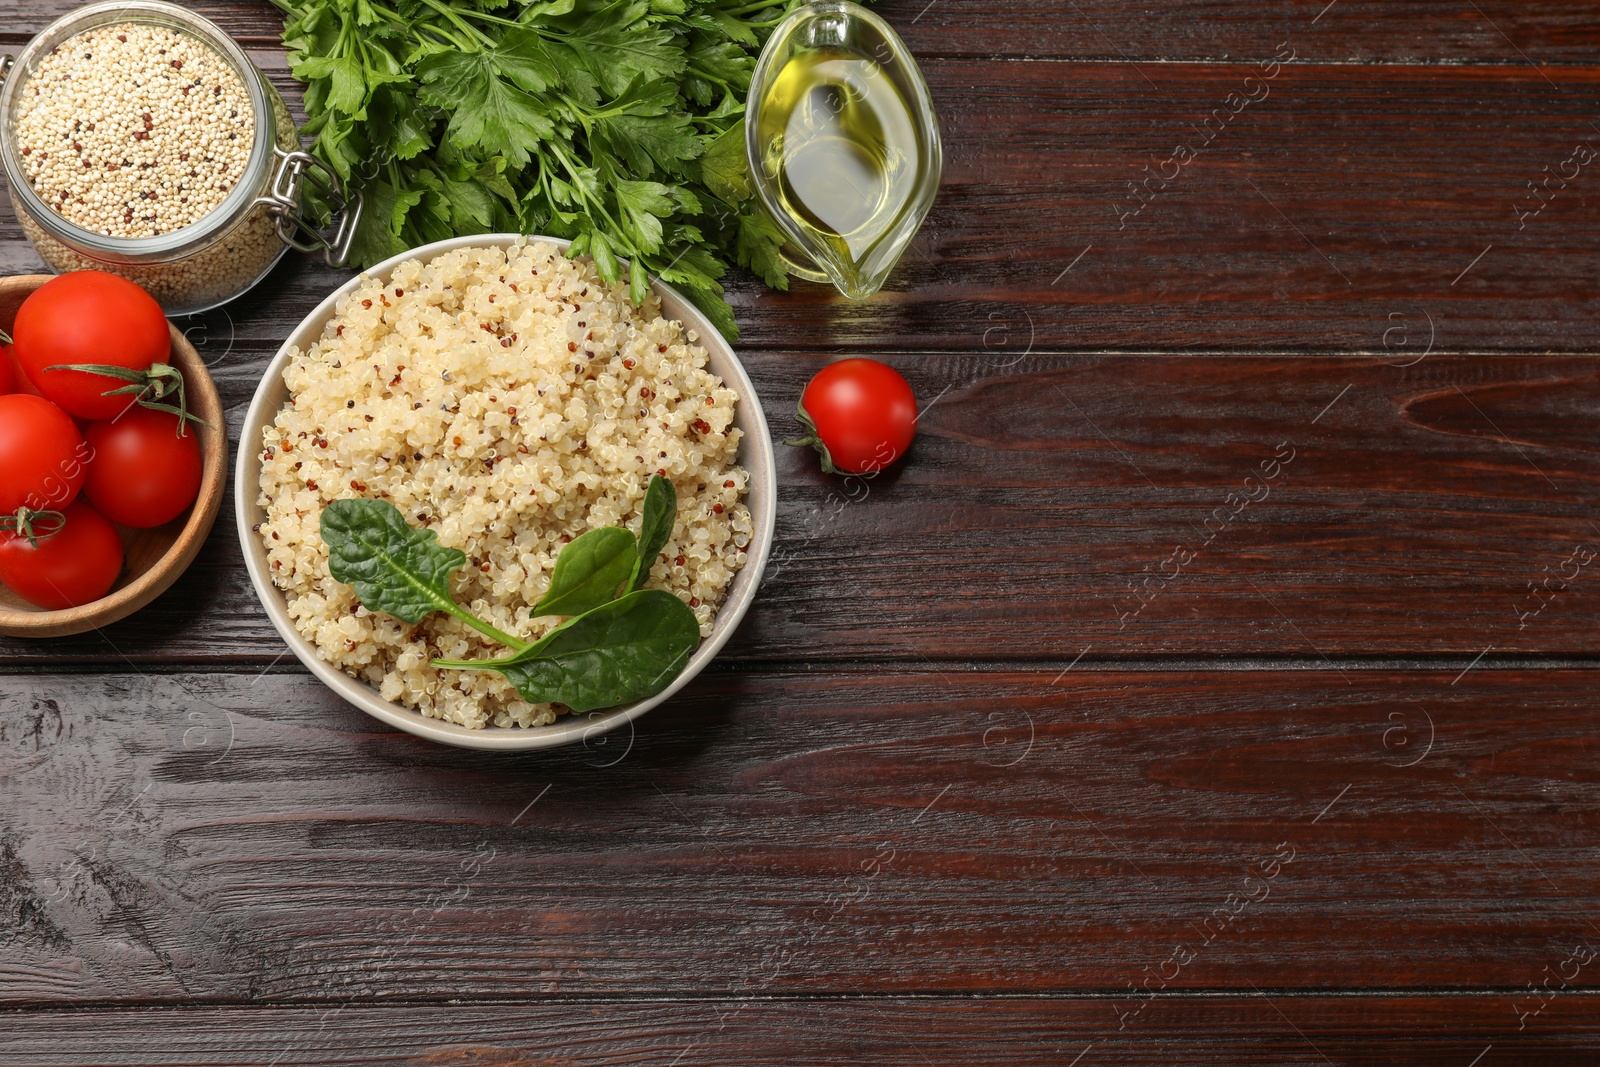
top-left (417, 0), bottom-right (494, 49)
top-left (546, 140), bottom-right (625, 237)
top-left (360, 0), bottom-right (462, 47)
top-left (451, 8), bottom-right (527, 29)
top-left (688, 62), bottom-right (735, 92)
top-left (724, 0), bottom-right (798, 16)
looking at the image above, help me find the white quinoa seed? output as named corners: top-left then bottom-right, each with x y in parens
top-left (10, 36), bottom-right (295, 310)
top-left (256, 242), bottom-right (754, 730)
top-left (13, 22), bottom-right (254, 238)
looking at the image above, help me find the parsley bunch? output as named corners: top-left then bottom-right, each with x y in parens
top-left (273, 0), bottom-right (808, 338)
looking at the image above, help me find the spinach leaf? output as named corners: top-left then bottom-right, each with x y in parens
top-left (434, 589), bottom-right (701, 713)
top-left (321, 498), bottom-right (463, 622)
top-left (318, 486), bottom-right (704, 712)
top-left (629, 474), bottom-right (676, 592)
top-left (320, 498), bottom-right (529, 651)
top-left (532, 526), bottom-right (637, 618)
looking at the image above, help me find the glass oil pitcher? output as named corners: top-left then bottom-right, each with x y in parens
top-left (746, 1), bottom-right (942, 300)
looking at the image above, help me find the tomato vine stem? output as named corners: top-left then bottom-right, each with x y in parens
top-left (0, 507), bottom-right (67, 548)
top-left (44, 362), bottom-right (211, 434)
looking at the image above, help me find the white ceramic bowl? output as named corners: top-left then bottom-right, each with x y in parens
top-left (236, 234), bottom-right (776, 751)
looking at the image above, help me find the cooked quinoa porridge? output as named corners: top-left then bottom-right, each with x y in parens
top-left (256, 241), bottom-right (753, 729)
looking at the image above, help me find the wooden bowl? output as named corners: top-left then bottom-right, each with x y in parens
top-left (0, 274), bottom-right (228, 638)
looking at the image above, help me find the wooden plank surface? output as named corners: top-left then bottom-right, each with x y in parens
top-left (5, 669), bottom-right (1600, 1004)
top-left (3, 997), bottom-right (1596, 1066)
top-left (4, 352), bottom-right (1599, 664)
top-left (9, 0), bottom-right (1600, 64)
top-left (6, 58), bottom-right (1600, 351)
top-left (4, 0), bottom-right (1600, 1061)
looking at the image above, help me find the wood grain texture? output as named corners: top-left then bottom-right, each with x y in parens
top-left (7, 0), bottom-right (1599, 63)
top-left (1, 352), bottom-right (1596, 664)
top-left (5, 0), bottom-right (1600, 1058)
top-left (3, 997), bottom-right (1597, 1066)
top-left (5, 669), bottom-right (1600, 1004)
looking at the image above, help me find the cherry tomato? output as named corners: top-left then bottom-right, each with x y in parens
top-left (791, 358), bottom-right (918, 475)
top-left (84, 408), bottom-right (203, 528)
top-left (0, 344), bottom-right (12, 395)
top-left (3, 342), bottom-right (47, 399)
top-left (0, 499), bottom-right (123, 610)
top-left (13, 271), bottom-right (171, 420)
top-left (0, 394), bottom-right (88, 515)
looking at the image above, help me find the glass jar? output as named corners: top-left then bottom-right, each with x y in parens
top-left (0, 0), bottom-right (360, 315)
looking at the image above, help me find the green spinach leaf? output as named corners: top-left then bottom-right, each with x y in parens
top-left (434, 589), bottom-right (701, 713)
top-left (532, 526), bottom-right (638, 618)
top-left (318, 484), bottom-right (703, 712)
top-left (320, 498), bottom-right (529, 650)
top-left (321, 498), bottom-right (464, 623)
top-left (629, 474), bottom-right (676, 592)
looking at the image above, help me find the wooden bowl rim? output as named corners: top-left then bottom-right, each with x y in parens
top-left (0, 274), bottom-right (229, 638)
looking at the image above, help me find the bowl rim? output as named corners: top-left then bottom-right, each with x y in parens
top-left (234, 234), bottom-right (776, 751)
top-left (0, 274), bottom-right (229, 638)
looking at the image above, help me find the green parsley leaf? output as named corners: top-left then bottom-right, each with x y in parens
top-left (553, 0), bottom-right (686, 97)
top-left (615, 179), bottom-right (674, 254)
top-left (700, 119), bottom-right (751, 204)
top-left (495, 28), bottom-right (562, 94)
top-left (276, 0), bottom-right (856, 339)
top-left (417, 49), bottom-right (556, 165)
top-left (737, 210), bottom-right (791, 290)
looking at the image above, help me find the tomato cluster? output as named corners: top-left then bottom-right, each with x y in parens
top-left (0, 272), bottom-right (203, 610)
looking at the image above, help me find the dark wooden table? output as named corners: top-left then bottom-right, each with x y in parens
top-left (6, 1), bottom-right (1600, 1063)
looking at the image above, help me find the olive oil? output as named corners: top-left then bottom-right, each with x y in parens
top-left (754, 48), bottom-right (925, 297)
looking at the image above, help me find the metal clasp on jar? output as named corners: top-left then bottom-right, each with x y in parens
top-left (260, 148), bottom-right (363, 268)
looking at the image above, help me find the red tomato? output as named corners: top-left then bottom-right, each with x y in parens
top-left (13, 271), bottom-right (171, 420)
top-left (3, 342), bottom-right (47, 399)
top-left (0, 344), bottom-right (12, 395)
top-left (84, 408), bottom-right (203, 528)
top-left (792, 359), bottom-right (918, 475)
top-left (0, 499), bottom-right (123, 610)
top-left (0, 394), bottom-right (88, 515)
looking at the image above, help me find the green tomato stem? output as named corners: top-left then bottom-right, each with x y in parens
top-left (0, 507), bottom-right (66, 548)
top-left (45, 362), bottom-right (211, 434)
top-left (783, 398), bottom-right (841, 474)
